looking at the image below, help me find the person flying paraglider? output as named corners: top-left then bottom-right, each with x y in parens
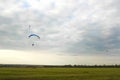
top-left (32, 43), bottom-right (34, 46)
top-left (28, 25), bottom-right (40, 46)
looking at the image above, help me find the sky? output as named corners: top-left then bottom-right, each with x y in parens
top-left (0, 0), bottom-right (120, 65)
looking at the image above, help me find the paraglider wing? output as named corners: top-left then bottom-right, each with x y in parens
top-left (28, 34), bottom-right (40, 39)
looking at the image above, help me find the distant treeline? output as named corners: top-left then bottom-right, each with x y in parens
top-left (0, 64), bottom-right (120, 68)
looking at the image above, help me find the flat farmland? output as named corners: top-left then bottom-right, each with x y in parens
top-left (0, 68), bottom-right (120, 80)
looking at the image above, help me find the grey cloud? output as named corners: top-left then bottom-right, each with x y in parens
top-left (106, 26), bottom-right (120, 49)
top-left (65, 24), bottom-right (120, 55)
top-left (63, 0), bottom-right (120, 55)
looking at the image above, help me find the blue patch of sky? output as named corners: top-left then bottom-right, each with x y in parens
top-left (51, 2), bottom-right (56, 9)
top-left (37, 0), bottom-right (41, 2)
top-left (32, 10), bottom-right (46, 19)
top-left (16, 0), bottom-right (20, 2)
top-left (66, 14), bottom-right (75, 20)
top-left (22, 1), bottom-right (31, 9)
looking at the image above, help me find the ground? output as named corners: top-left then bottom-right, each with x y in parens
top-left (0, 68), bottom-right (120, 80)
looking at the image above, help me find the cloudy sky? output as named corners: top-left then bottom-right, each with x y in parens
top-left (0, 0), bottom-right (120, 65)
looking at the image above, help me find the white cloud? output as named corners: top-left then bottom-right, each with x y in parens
top-left (0, 0), bottom-right (120, 56)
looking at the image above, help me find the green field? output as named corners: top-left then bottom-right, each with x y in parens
top-left (0, 68), bottom-right (120, 80)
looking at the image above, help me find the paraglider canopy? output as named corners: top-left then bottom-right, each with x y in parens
top-left (28, 34), bottom-right (40, 39)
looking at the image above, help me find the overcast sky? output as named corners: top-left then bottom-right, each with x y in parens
top-left (0, 0), bottom-right (120, 65)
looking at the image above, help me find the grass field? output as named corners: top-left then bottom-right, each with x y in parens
top-left (0, 68), bottom-right (120, 80)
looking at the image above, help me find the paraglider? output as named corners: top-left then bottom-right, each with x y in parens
top-left (28, 25), bottom-right (40, 46)
top-left (28, 33), bottom-right (40, 46)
